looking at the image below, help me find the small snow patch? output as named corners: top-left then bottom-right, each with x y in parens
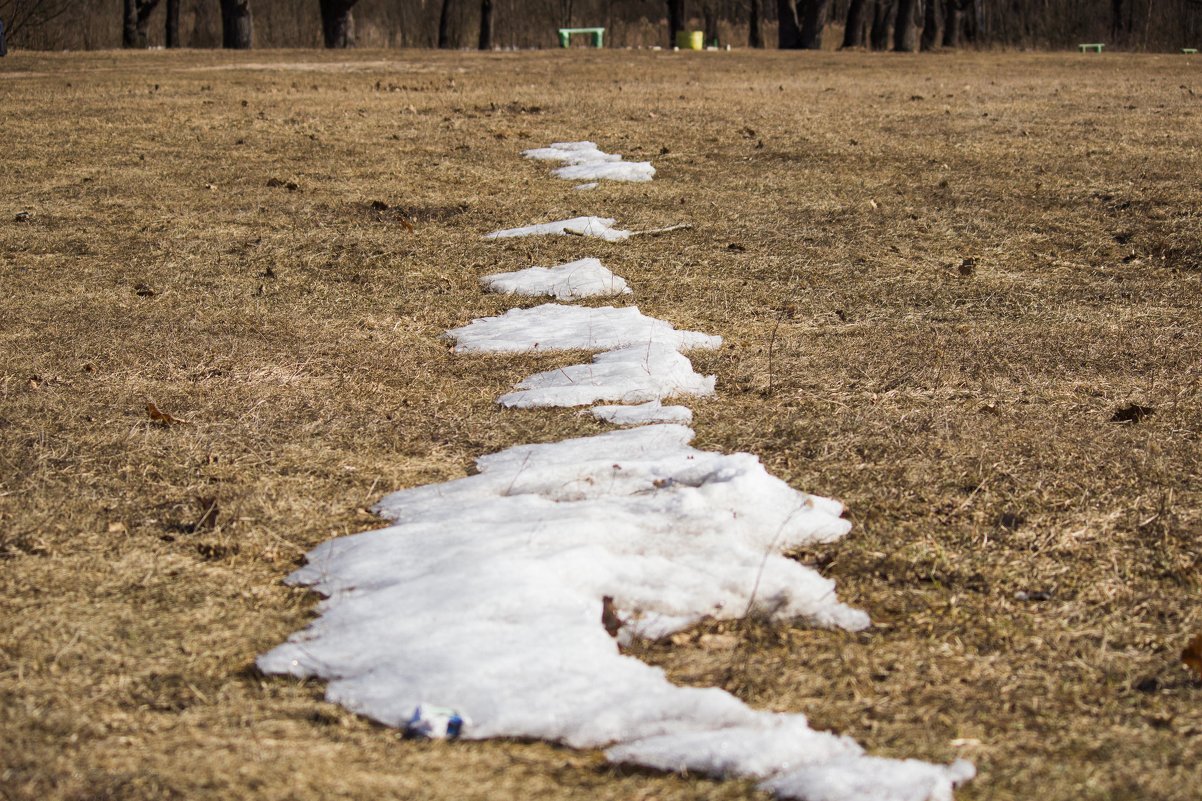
top-left (574, 182), bottom-right (599, 191)
top-left (500, 345), bottom-right (715, 408)
top-left (481, 258), bottom-right (630, 299)
top-left (446, 303), bottom-right (721, 353)
top-left (524, 141), bottom-right (655, 183)
top-left (592, 401), bottom-right (694, 426)
top-left (485, 216), bottom-right (631, 241)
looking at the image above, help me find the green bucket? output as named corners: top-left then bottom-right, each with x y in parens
top-left (676, 30), bottom-right (703, 50)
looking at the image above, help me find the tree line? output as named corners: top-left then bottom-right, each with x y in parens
top-left (2, 0), bottom-right (1200, 51)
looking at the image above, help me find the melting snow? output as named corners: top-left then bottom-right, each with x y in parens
top-left (446, 303), bottom-right (721, 353)
top-left (481, 258), bottom-right (631, 299)
top-left (524, 141), bottom-right (656, 183)
top-left (591, 400), bottom-right (693, 426)
top-left (499, 345), bottom-right (715, 408)
top-left (485, 216), bottom-right (631, 241)
top-left (258, 424), bottom-right (972, 801)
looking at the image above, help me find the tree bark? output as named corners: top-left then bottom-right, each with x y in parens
top-left (777, 0), bottom-right (801, 48)
top-left (320, 0), bottom-right (357, 48)
top-left (798, 0), bottom-right (830, 49)
top-left (892, 0), bottom-right (916, 50)
top-left (920, 0), bottom-right (941, 49)
top-left (842, 0), bottom-right (868, 48)
top-left (437, 0), bottom-right (452, 47)
top-left (165, 0), bottom-right (180, 48)
top-left (667, 0), bottom-right (685, 47)
top-left (869, 0), bottom-right (894, 50)
top-left (478, 0), bottom-right (493, 49)
top-left (748, 0), bottom-right (763, 47)
top-left (220, 0), bottom-right (253, 49)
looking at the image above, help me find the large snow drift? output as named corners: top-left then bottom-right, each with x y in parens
top-left (258, 425), bottom-right (972, 801)
top-left (481, 258), bottom-right (631, 299)
top-left (446, 303), bottom-right (721, 353)
top-left (524, 141), bottom-right (656, 183)
top-left (485, 216), bottom-right (631, 242)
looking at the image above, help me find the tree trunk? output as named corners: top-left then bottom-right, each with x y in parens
top-left (941, 0), bottom-right (961, 46)
top-left (798, 0), bottom-right (830, 49)
top-left (748, 0), bottom-right (763, 47)
top-left (870, 0), bottom-right (894, 50)
top-left (165, 0), bottom-right (180, 47)
top-left (702, 2), bottom-right (718, 46)
top-left (842, 0), bottom-right (868, 48)
top-left (123, 0), bottom-right (138, 48)
top-left (777, 0), bottom-right (801, 48)
top-left (220, 0), bottom-right (253, 49)
top-left (667, 0), bottom-right (685, 47)
top-left (437, 0), bottom-right (452, 47)
top-left (124, 0), bottom-right (160, 48)
top-left (920, 0), bottom-right (941, 49)
top-left (892, 0), bottom-right (916, 50)
top-left (320, 0), bottom-right (357, 48)
top-left (478, 0), bottom-right (493, 49)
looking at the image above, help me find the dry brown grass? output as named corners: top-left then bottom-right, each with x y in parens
top-left (2, 47), bottom-right (1201, 801)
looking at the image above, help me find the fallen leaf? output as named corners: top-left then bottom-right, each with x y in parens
top-left (134, 283), bottom-right (156, 297)
top-left (14, 211), bottom-right (31, 223)
top-left (698, 633), bottom-right (739, 651)
top-left (107, 521), bottom-right (128, 534)
top-left (958, 257), bottom-right (976, 276)
top-left (146, 402), bottom-right (190, 425)
top-left (1182, 633), bottom-right (1202, 679)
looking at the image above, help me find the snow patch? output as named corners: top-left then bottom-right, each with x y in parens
top-left (481, 258), bottom-right (631, 299)
top-left (446, 303), bottom-right (722, 353)
top-left (500, 345), bottom-right (714, 408)
top-left (524, 141), bottom-right (655, 183)
top-left (574, 182), bottom-right (599, 191)
top-left (258, 425), bottom-right (972, 801)
top-left (485, 216), bottom-right (631, 242)
top-left (591, 400), bottom-right (694, 426)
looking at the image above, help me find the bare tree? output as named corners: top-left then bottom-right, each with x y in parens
top-left (893, 0), bottom-right (916, 49)
top-left (920, 0), bottom-right (941, 48)
top-left (165, 0), bottom-right (179, 47)
top-left (777, 0), bottom-right (801, 46)
top-left (437, 0), bottom-right (452, 46)
top-left (798, 0), bottom-right (830, 47)
top-left (870, 0), bottom-right (894, 49)
top-left (320, 0), bottom-right (358, 47)
top-left (478, 0), bottom-right (492, 48)
top-left (667, 0), bottom-right (685, 46)
top-left (220, 0), bottom-right (252, 48)
top-left (0, 0), bottom-right (74, 40)
top-left (745, 0), bottom-right (764, 46)
top-left (123, 0), bottom-right (161, 48)
top-left (842, 0), bottom-right (869, 47)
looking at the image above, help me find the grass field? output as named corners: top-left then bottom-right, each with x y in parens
top-left (2, 46), bottom-right (1201, 801)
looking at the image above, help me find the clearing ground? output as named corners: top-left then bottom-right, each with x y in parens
top-left (1, 47), bottom-right (1200, 801)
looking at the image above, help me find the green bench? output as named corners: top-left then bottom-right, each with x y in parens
top-left (558, 27), bottom-right (604, 48)
top-left (1078, 43), bottom-right (1104, 53)
top-left (1185, 48), bottom-right (1199, 54)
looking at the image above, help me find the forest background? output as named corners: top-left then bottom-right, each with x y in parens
top-left (3, 0), bottom-right (1202, 54)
